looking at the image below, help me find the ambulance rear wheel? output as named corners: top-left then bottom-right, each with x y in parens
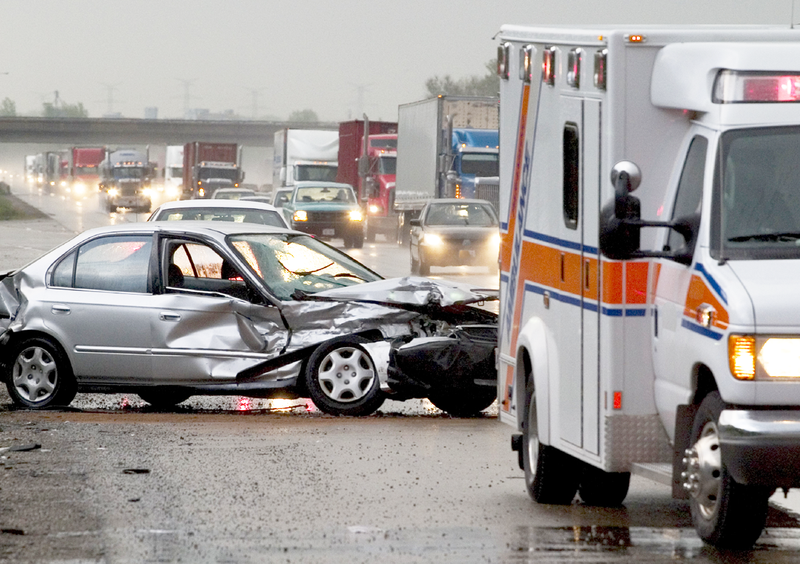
top-left (578, 466), bottom-right (630, 506)
top-left (522, 380), bottom-right (580, 504)
top-left (687, 392), bottom-right (771, 548)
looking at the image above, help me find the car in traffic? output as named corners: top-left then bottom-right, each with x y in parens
top-left (409, 199), bottom-right (500, 275)
top-left (271, 188), bottom-right (293, 208)
top-left (282, 181), bottom-right (364, 249)
top-left (239, 195), bottom-right (273, 204)
top-left (211, 188), bottom-right (257, 200)
top-left (0, 222), bottom-right (497, 416)
top-left (147, 199), bottom-right (288, 228)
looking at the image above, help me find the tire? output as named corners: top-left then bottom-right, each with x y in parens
top-left (522, 376), bottom-right (580, 504)
top-left (418, 256), bottom-right (430, 276)
top-left (579, 466), bottom-right (630, 506)
top-left (305, 336), bottom-right (385, 416)
top-left (352, 232), bottom-right (364, 249)
top-left (365, 225), bottom-right (376, 243)
top-left (427, 387), bottom-right (496, 417)
top-left (138, 388), bottom-right (192, 408)
top-left (686, 392), bottom-right (771, 548)
top-left (5, 336), bottom-right (77, 409)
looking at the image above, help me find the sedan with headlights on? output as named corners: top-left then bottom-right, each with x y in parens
top-left (409, 199), bottom-right (500, 276)
top-left (0, 222), bottom-right (497, 416)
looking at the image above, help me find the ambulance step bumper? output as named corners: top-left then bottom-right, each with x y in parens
top-left (631, 463), bottom-right (671, 486)
top-left (718, 409), bottom-right (800, 488)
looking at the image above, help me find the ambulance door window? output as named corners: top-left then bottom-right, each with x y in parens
top-left (563, 123), bottom-right (580, 230)
top-left (666, 136), bottom-right (707, 255)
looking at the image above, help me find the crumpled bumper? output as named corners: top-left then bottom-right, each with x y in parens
top-left (719, 409), bottom-right (800, 487)
top-left (384, 324), bottom-right (496, 397)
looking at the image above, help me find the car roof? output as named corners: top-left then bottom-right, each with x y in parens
top-left (424, 198), bottom-right (494, 206)
top-left (293, 181), bottom-right (354, 190)
top-left (77, 221), bottom-right (298, 239)
top-left (149, 199), bottom-right (279, 215)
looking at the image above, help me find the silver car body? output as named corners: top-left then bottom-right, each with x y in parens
top-left (148, 199), bottom-right (288, 228)
top-left (0, 222), bottom-right (495, 397)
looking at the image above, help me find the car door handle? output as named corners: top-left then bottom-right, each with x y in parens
top-left (51, 304), bottom-right (70, 314)
top-left (159, 312), bottom-right (181, 322)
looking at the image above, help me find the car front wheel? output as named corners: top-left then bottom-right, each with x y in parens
top-left (6, 336), bottom-right (77, 409)
top-left (305, 336), bottom-right (384, 416)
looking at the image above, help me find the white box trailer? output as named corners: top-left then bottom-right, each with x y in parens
top-left (496, 24), bottom-right (800, 548)
top-left (272, 129), bottom-right (338, 188)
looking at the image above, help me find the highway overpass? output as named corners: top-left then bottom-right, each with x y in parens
top-left (0, 117), bottom-right (338, 146)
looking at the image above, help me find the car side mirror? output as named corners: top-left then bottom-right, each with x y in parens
top-left (409, 218), bottom-right (421, 227)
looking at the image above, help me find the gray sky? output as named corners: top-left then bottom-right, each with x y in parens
top-left (0, 0), bottom-right (795, 122)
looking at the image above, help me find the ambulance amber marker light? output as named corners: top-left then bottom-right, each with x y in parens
top-left (613, 392), bottom-right (622, 410)
top-left (729, 335), bottom-right (756, 380)
top-left (627, 34), bottom-right (645, 43)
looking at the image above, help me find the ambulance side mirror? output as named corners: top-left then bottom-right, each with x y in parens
top-left (600, 161), bottom-right (643, 259)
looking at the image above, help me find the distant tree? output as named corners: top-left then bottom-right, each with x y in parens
top-left (288, 109), bottom-right (319, 122)
top-left (0, 98), bottom-right (16, 116)
top-left (42, 101), bottom-right (89, 118)
top-left (425, 59), bottom-right (498, 97)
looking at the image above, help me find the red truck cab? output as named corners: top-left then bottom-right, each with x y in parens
top-left (337, 120), bottom-right (397, 242)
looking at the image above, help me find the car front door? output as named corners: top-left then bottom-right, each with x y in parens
top-left (148, 236), bottom-right (287, 384)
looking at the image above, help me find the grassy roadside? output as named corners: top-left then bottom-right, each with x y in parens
top-left (0, 193), bottom-right (49, 221)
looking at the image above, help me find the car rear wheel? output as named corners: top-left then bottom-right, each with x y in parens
top-left (305, 336), bottom-right (384, 416)
top-left (6, 336), bottom-right (77, 409)
top-left (427, 387), bottom-right (496, 417)
top-left (138, 388), bottom-right (192, 408)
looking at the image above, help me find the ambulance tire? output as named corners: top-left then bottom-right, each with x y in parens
top-left (578, 466), bottom-right (630, 506)
top-left (688, 392), bottom-right (771, 548)
top-left (522, 384), bottom-right (580, 505)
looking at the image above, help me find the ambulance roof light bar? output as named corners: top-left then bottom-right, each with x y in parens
top-left (497, 42), bottom-right (511, 80)
top-left (713, 70), bottom-right (800, 103)
top-left (520, 45), bottom-right (535, 84)
top-left (543, 46), bottom-right (556, 86)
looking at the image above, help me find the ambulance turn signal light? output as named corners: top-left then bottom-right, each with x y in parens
top-left (729, 335), bottom-right (756, 380)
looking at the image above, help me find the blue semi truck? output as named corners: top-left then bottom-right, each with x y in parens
top-left (395, 95), bottom-right (499, 243)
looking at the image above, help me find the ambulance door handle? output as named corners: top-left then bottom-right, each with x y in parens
top-left (653, 306), bottom-right (658, 338)
top-left (584, 259), bottom-right (590, 291)
top-left (560, 253), bottom-right (565, 282)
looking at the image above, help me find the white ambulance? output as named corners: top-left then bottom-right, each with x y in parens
top-left (496, 25), bottom-right (800, 548)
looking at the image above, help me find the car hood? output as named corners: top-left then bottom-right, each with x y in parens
top-left (727, 260), bottom-right (800, 329)
top-left (424, 225), bottom-right (498, 238)
top-left (293, 202), bottom-right (358, 211)
top-left (312, 276), bottom-right (498, 310)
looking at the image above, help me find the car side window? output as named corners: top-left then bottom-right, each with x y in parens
top-left (68, 236), bottom-right (153, 293)
top-left (666, 135), bottom-right (707, 255)
top-left (165, 240), bottom-right (249, 300)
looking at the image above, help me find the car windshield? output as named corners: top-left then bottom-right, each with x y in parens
top-left (424, 202), bottom-right (498, 227)
top-left (154, 207), bottom-right (285, 227)
top-left (295, 164), bottom-right (338, 182)
top-left (713, 125), bottom-right (800, 260)
top-left (213, 190), bottom-right (254, 200)
top-left (228, 233), bottom-right (381, 300)
top-left (460, 153), bottom-right (499, 176)
top-left (294, 186), bottom-right (355, 204)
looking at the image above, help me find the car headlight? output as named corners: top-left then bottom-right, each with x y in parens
top-left (293, 210), bottom-right (308, 222)
top-left (730, 335), bottom-right (800, 380)
top-left (491, 232), bottom-right (501, 248)
top-left (198, 188), bottom-right (205, 197)
top-left (422, 233), bottom-right (443, 246)
top-left (108, 188), bottom-right (120, 197)
top-left (73, 183), bottom-right (86, 195)
top-left (349, 209), bottom-right (363, 222)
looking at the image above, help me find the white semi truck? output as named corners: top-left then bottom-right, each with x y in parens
top-left (496, 24), bottom-right (800, 548)
top-left (272, 129), bottom-right (338, 189)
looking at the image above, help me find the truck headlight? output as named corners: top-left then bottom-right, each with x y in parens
top-left (422, 233), bottom-right (443, 246)
top-left (369, 204), bottom-right (383, 214)
top-left (293, 210), bottom-right (308, 222)
top-left (108, 188), bottom-right (120, 197)
top-left (758, 338), bottom-right (800, 378)
top-left (349, 209), bottom-right (363, 222)
top-left (730, 335), bottom-right (800, 380)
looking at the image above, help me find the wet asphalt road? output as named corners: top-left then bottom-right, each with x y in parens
top-left (2, 184), bottom-right (800, 562)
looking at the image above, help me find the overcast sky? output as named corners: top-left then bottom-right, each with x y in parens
top-left (0, 0), bottom-right (795, 122)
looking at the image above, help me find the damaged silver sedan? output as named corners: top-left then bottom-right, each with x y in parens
top-left (0, 222), bottom-right (497, 416)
